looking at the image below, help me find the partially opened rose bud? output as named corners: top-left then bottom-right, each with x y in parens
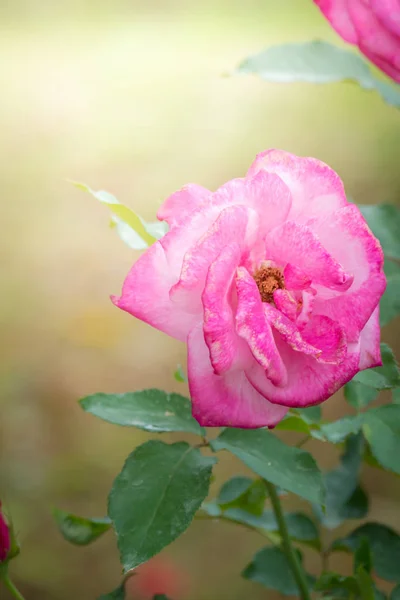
top-left (0, 502), bottom-right (11, 563)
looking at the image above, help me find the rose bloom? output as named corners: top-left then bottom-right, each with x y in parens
top-left (0, 502), bottom-right (10, 562)
top-left (113, 150), bottom-right (386, 428)
top-left (314, 0), bottom-right (400, 83)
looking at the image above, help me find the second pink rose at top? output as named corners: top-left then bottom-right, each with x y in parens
top-left (314, 0), bottom-right (400, 82)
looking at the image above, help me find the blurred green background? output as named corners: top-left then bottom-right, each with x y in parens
top-left (1, 0), bottom-right (399, 598)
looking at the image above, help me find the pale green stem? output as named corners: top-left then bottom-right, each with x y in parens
top-left (264, 481), bottom-right (312, 600)
top-left (1, 570), bottom-right (26, 600)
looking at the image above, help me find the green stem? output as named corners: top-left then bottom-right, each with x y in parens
top-left (264, 481), bottom-right (311, 600)
top-left (2, 571), bottom-right (26, 600)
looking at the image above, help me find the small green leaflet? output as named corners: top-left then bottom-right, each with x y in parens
top-left (353, 344), bottom-right (400, 390)
top-left (173, 365), bottom-right (187, 383)
top-left (236, 41), bottom-right (400, 108)
top-left (53, 509), bottom-right (111, 545)
top-left (332, 523), bottom-right (400, 583)
top-left (80, 390), bottom-right (205, 436)
top-left (359, 204), bottom-right (400, 260)
top-left (108, 441), bottom-right (216, 572)
top-left (344, 381), bottom-right (379, 410)
top-left (71, 180), bottom-right (168, 249)
top-left (381, 260), bottom-right (400, 327)
top-left (363, 404), bottom-right (400, 474)
top-left (243, 546), bottom-right (315, 595)
top-left (210, 428), bottom-right (324, 505)
top-left (314, 434), bottom-right (368, 529)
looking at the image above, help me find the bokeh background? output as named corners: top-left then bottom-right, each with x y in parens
top-left (1, 0), bottom-right (399, 598)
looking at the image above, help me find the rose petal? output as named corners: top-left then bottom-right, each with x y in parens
top-left (310, 204), bottom-right (386, 341)
top-left (301, 314), bottom-right (347, 364)
top-left (188, 324), bottom-right (288, 427)
top-left (157, 184), bottom-right (212, 228)
top-left (265, 220), bottom-right (354, 291)
top-left (111, 242), bottom-right (200, 341)
top-left (202, 244), bottom-right (249, 375)
top-left (247, 149), bottom-right (349, 222)
top-left (313, 0), bottom-right (358, 43)
top-left (170, 204), bottom-right (256, 311)
top-left (358, 306), bottom-right (382, 369)
top-left (283, 263), bottom-right (312, 290)
top-left (235, 267), bottom-right (287, 387)
top-left (370, 0), bottom-right (400, 38)
top-left (263, 303), bottom-right (321, 359)
top-left (273, 289), bottom-right (299, 321)
top-left (247, 336), bottom-right (361, 408)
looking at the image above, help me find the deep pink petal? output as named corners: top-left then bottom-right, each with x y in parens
top-left (301, 315), bottom-right (347, 364)
top-left (314, 0), bottom-right (358, 42)
top-left (358, 306), bottom-right (382, 369)
top-left (263, 303), bottom-right (321, 360)
top-left (247, 149), bottom-right (349, 222)
top-left (265, 220), bottom-right (354, 291)
top-left (273, 289), bottom-right (299, 321)
top-left (310, 205), bottom-right (386, 341)
top-left (370, 0), bottom-right (400, 38)
top-left (247, 337), bottom-right (361, 408)
top-left (157, 184), bottom-right (212, 228)
top-left (170, 205), bottom-right (255, 311)
top-left (188, 324), bottom-right (288, 428)
top-left (283, 263), bottom-right (312, 290)
top-left (296, 289), bottom-right (317, 329)
top-left (349, 0), bottom-right (400, 81)
top-left (111, 242), bottom-right (200, 341)
top-left (235, 267), bottom-right (287, 387)
top-left (202, 244), bottom-right (249, 375)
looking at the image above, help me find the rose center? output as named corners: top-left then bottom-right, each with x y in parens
top-left (253, 266), bottom-right (285, 303)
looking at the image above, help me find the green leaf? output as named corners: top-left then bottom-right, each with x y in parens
top-left (297, 405), bottom-right (322, 422)
top-left (353, 344), bottom-right (400, 390)
top-left (357, 568), bottom-right (375, 600)
top-left (381, 261), bottom-right (400, 327)
top-left (98, 584), bottom-right (125, 600)
top-left (363, 404), bottom-right (400, 474)
top-left (217, 476), bottom-right (253, 505)
top-left (344, 381), bottom-right (379, 410)
top-left (243, 546), bottom-right (315, 595)
top-left (217, 477), bottom-right (267, 516)
top-left (108, 441), bottom-right (215, 572)
top-left (71, 180), bottom-right (164, 248)
top-left (202, 502), bottom-right (320, 549)
top-left (173, 365), bottom-right (187, 383)
top-left (210, 429), bottom-right (324, 505)
top-left (354, 537), bottom-right (372, 574)
top-left (236, 41), bottom-right (400, 108)
top-left (393, 388), bottom-right (400, 404)
top-left (333, 523), bottom-right (400, 582)
top-left (314, 572), bottom-right (360, 596)
top-left (80, 390), bottom-right (204, 436)
top-left (53, 509), bottom-right (111, 546)
top-left (275, 415), bottom-right (311, 434)
top-left (359, 204), bottom-right (400, 260)
top-left (319, 415), bottom-right (363, 443)
top-left (314, 434), bottom-right (367, 529)
top-left (391, 585), bottom-right (400, 600)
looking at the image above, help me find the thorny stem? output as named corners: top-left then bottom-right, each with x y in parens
top-left (264, 481), bottom-right (312, 600)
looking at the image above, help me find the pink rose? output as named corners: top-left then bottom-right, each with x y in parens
top-left (0, 502), bottom-right (10, 563)
top-left (113, 150), bottom-right (386, 428)
top-left (314, 0), bottom-right (400, 82)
